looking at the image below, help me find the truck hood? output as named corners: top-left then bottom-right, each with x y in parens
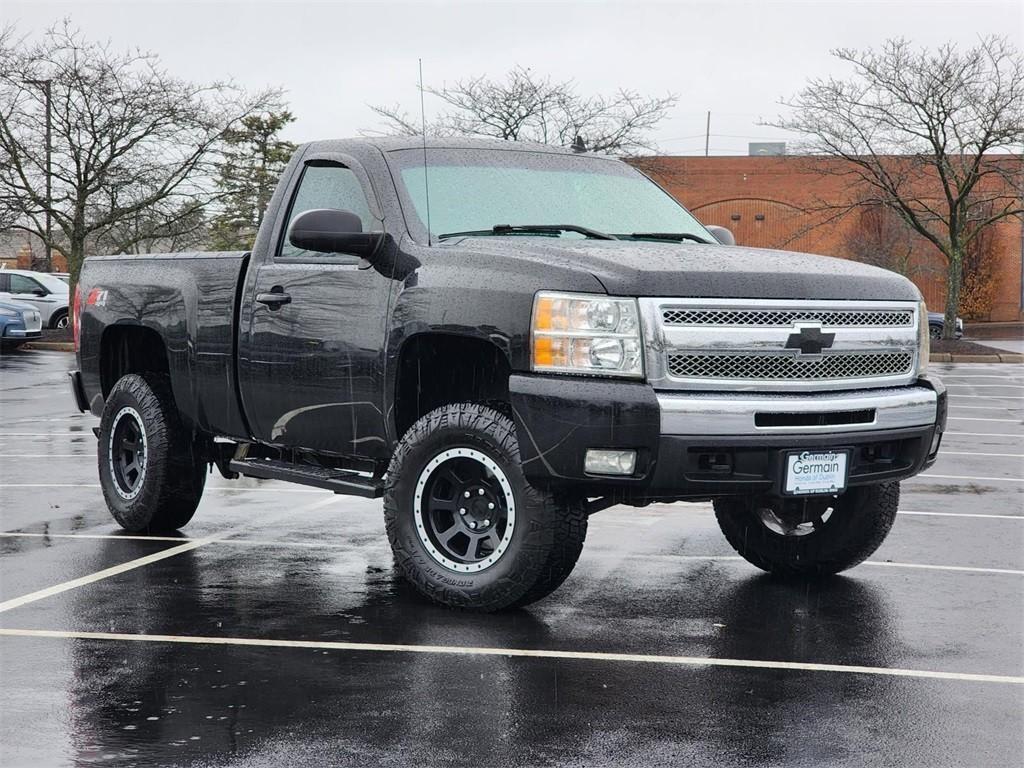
top-left (444, 237), bottom-right (920, 301)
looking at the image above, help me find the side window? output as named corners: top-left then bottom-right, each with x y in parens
top-left (0, 274), bottom-right (8, 292)
top-left (10, 275), bottom-right (43, 294)
top-left (279, 162), bottom-right (374, 260)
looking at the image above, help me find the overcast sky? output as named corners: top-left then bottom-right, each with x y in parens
top-left (4, 0), bottom-right (1021, 155)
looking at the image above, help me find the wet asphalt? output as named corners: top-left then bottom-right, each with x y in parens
top-left (0, 350), bottom-right (1021, 768)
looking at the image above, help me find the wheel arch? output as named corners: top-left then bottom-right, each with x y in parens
top-left (390, 331), bottom-right (513, 444)
top-left (99, 324), bottom-right (171, 399)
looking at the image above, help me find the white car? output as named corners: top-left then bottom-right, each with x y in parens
top-left (0, 269), bottom-right (71, 329)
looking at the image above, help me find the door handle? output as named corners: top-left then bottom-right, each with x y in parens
top-left (256, 291), bottom-right (291, 309)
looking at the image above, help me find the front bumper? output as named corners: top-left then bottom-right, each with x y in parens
top-left (510, 373), bottom-right (946, 501)
top-left (3, 329), bottom-right (42, 339)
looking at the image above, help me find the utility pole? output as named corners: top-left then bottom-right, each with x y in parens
top-left (26, 79), bottom-right (53, 272)
top-left (704, 111), bottom-right (710, 157)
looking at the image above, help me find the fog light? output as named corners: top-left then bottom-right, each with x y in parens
top-left (929, 429), bottom-right (942, 455)
top-left (585, 449), bottom-right (637, 476)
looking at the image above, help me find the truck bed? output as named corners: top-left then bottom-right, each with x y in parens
top-left (77, 251), bottom-right (251, 440)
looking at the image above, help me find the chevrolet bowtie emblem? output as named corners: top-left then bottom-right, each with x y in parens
top-left (785, 324), bottom-right (836, 355)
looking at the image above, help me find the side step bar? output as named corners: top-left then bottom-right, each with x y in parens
top-left (228, 458), bottom-right (384, 498)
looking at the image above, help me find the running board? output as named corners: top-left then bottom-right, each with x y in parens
top-left (228, 458), bottom-right (384, 498)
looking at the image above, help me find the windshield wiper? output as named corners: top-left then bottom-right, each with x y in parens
top-left (438, 224), bottom-right (618, 241)
top-left (624, 232), bottom-right (711, 244)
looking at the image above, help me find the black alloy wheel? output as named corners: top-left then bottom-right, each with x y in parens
top-left (109, 406), bottom-right (148, 499)
top-left (417, 449), bottom-right (515, 571)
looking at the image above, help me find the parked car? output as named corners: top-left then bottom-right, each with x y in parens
top-left (0, 269), bottom-right (71, 329)
top-left (71, 138), bottom-right (946, 611)
top-left (928, 311), bottom-right (964, 340)
top-left (0, 298), bottom-right (43, 351)
top-left (52, 272), bottom-right (71, 284)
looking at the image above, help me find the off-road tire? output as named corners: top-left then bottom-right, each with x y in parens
top-left (384, 403), bottom-right (587, 611)
top-left (713, 483), bottom-right (900, 577)
top-left (98, 373), bottom-right (206, 532)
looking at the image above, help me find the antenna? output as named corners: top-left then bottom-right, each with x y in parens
top-left (418, 59), bottom-right (432, 246)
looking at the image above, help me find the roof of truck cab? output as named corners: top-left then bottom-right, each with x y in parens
top-left (301, 136), bottom-right (613, 157)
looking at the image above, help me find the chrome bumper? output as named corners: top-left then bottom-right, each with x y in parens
top-left (659, 385), bottom-right (938, 436)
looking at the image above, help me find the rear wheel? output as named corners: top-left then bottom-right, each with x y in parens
top-left (713, 483), bottom-right (899, 577)
top-left (51, 310), bottom-right (69, 330)
top-left (384, 403), bottom-right (587, 611)
top-left (98, 373), bottom-right (206, 532)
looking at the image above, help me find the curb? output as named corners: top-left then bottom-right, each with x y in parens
top-left (931, 352), bottom-right (1024, 364)
top-left (23, 341), bottom-right (74, 352)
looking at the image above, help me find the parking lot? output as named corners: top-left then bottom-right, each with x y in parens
top-left (1, 349), bottom-right (1021, 767)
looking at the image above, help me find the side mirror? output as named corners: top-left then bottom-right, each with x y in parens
top-left (287, 208), bottom-right (384, 259)
top-left (32, 287), bottom-right (49, 297)
top-left (705, 225), bottom-right (736, 246)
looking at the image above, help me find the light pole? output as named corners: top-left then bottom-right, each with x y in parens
top-left (26, 78), bottom-right (52, 273)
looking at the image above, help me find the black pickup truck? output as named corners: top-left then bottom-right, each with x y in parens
top-left (71, 138), bottom-right (946, 611)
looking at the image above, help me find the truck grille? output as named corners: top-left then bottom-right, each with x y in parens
top-left (661, 308), bottom-right (914, 328)
top-left (666, 352), bottom-right (915, 381)
top-left (639, 298), bottom-right (922, 393)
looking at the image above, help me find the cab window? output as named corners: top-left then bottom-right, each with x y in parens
top-left (279, 162), bottom-right (374, 261)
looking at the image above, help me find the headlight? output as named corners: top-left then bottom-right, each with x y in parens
top-left (917, 300), bottom-right (930, 374)
top-left (531, 291), bottom-right (644, 378)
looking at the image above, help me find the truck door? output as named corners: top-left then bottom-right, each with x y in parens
top-left (237, 155), bottom-right (394, 460)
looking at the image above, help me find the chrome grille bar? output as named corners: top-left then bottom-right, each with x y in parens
top-left (665, 352), bottom-right (915, 381)
top-left (661, 308), bottom-right (914, 328)
top-left (639, 298), bottom-right (922, 393)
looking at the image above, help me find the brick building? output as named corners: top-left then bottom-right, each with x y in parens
top-left (646, 156), bottom-right (1023, 322)
top-left (0, 231), bottom-right (68, 272)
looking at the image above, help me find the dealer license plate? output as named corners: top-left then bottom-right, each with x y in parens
top-left (783, 450), bottom-right (849, 496)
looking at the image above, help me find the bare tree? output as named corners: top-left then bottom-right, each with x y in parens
top-left (367, 66), bottom-right (676, 155)
top-left (0, 22), bottom-right (281, 286)
top-left (770, 37), bottom-right (1024, 338)
top-left (842, 202), bottom-right (922, 278)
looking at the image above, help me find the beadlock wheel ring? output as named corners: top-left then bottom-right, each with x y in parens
top-left (108, 406), bottom-right (147, 500)
top-left (413, 447), bottom-right (517, 573)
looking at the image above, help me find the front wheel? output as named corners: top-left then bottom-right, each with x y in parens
top-left (713, 483), bottom-right (899, 577)
top-left (98, 373), bottom-right (206, 532)
top-left (384, 403), bottom-right (587, 611)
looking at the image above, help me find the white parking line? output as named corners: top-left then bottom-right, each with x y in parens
top-left (0, 483), bottom-right (327, 493)
top-left (897, 510), bottom-right (1023, 521)
top-left (0, 455), bottom-right (83, 458)
top-left (949, 395), bottom-right (1024, 400)
top-left (939, 451), bottom-right (1024, 459)
top-left (644, 554), bottom-right (1024, 576)
top-left (940, 375), bottom-right (1024, 380)
top-left (862, 561), bottom-right (1023, 576)
top-left (948, 417), bottom-right (1021, 423)
top-left (944, 431), bottom-right (1023, 438)
top-left (946, 385), bottom-right (1024, 391)
top-left (0, 497), bottom-right (341, 613)
top-left (0, 536), bottom-right (222, 613)
top-left (0, 628), bottom-right (1018, 685)
top-left (3, 531), bottom-right (1019, 574)
top-left (949, 404), bottom-right (1024, 410)
top-left (918, 473), bottom-right (1024, 483)
top-left (0, 532), bottom-right (189, 543)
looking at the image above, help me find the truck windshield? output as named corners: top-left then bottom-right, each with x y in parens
top-left (389, 148), bottom-right (711, 244)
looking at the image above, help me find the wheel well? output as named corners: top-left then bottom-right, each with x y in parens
top-left (100, 325), bottom-right (170, 397)
top-left (394, 334), bottom-right (511, 440)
